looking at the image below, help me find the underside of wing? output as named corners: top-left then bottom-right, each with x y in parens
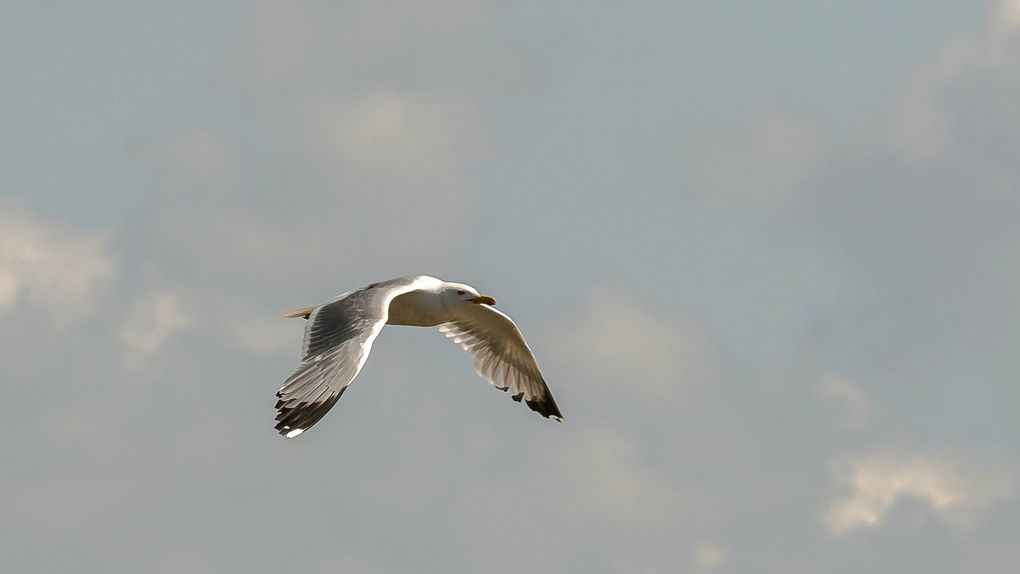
top-left (440, 304), bottom-right (562, 421)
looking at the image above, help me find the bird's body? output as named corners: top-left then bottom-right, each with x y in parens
top-left (274, 275), bottom-right (562, 438)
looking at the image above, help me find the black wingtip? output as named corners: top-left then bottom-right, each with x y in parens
top-left (526, 395), bottom-right (563, 422)
top-left (274, 386), bottom-right (348, 438)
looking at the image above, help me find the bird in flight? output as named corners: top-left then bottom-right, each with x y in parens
top-left (274, 275), bottom-right (562, 438)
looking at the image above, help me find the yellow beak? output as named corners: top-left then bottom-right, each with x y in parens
top-left (471, 295), bottom-right (497, 305)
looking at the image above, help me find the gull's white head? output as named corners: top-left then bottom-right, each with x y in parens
top-left (440, 282), bottom-right (497, 307)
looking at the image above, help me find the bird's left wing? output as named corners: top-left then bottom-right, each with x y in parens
top-left (275, 277), bottom-right (428, 438)
top-left (439, 303), bottom-right (563, 421)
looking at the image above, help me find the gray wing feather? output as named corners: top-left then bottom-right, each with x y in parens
top-left (439, 304), bottom-right (563, 421)
top-left (275, 277), bottom-right (425, 437)
top-left (299, 291), bottom-right (349, 358)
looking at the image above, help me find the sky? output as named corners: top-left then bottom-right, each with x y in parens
top-left (2, 1), bottom-right (1019, 572)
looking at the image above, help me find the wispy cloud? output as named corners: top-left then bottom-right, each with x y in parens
top-left (692, 540), bottom-right (728, 572)
top-left (0, 203), bottom-right (116, 325)
top-left (817, 374), bottom-right (872, 431)
top-left (118, 290), bottom-right (197, 370)
top-left (824, 449), bottom-right (1017, 536)
top-left (881, 0), bottom-right (1020, 160)
top-left (304, 90), bottom-right (490, 183)
top-left (552, 287), bottom-right (715, 400)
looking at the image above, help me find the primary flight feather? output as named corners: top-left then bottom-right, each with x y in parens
top-left (274, 275), bottom-right (562, 438)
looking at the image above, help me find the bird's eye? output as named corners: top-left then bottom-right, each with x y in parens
top-left (456, 290), bottom-right (466, 295)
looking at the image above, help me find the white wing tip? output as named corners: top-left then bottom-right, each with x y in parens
top-left (284, 428), bottom-right (304, 439)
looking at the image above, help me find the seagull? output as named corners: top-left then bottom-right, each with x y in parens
top-left (274, 275), bottom-right (562, 438)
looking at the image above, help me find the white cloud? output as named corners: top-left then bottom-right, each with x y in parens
top-left (882, 1), bottom-right (1020, 160)
top-left (824, 449), bottom-right (1017, 536)
top-left (291, 88), bottom-right (490, 276)
top-left (993, 0), bottom-right (1020, 35)
top-left (303, 89), bottom-right (490, 183)
top-left (118, 290), bottom-right (197, 369)
top-left (817, 374), bottom-right (871, 430)
top-left (554, 287), bottom-right (715, 399)
top-left (0, 203), bottom-right (116, 324)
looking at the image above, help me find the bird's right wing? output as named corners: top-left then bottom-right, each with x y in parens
top-left (439, 303), bottom-right (562, 421)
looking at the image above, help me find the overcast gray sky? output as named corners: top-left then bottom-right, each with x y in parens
top-left (2, 1), bottom-right (1019, 572)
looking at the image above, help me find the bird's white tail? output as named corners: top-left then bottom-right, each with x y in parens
top-left (282, 305), bottom-right (317, 319)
